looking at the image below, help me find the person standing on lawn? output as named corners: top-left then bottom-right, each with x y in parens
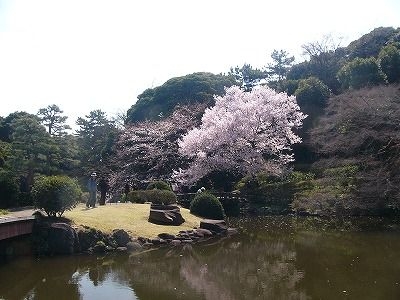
top-left (98, 176), bottom-right (109, 205)
top-left (86, 172), bottom-right (98, 208)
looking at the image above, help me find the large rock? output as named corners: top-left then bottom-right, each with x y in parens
top-left (126, 241), bottom-right (143, 252)
top-left (77, 227), bottom-right (107, 252)
top-left (200, 219), bottom-right (228, 234)
top-left (194, 228), bottom-right (213, 237)
top-left (158, 233), bottom-right (176, 240)
top-left (111, 229), bottom-right (131, 247)
top-left (46, 223), bottom-right (79, 255)
top-left (148, 204), bottom-right (185, 225)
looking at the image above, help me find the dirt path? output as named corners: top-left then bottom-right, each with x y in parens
top-left (0, 207), bottom-right (37, 223)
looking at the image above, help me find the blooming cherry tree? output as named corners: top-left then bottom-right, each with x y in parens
top-left (108, 104), bottom-right (205, 192)
top-left (174, 85), bottom-right (306, 185)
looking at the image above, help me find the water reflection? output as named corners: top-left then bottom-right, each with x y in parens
top-left (122, 235), bottom-right (308, 300)
top-left (0, 256), bottom-right (81, 300)
top-left (0, 216), bottom-right (400, 300)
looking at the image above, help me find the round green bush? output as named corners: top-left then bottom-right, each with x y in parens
top-left (127, 189), bottom-right (177, 204)
top-left (190, 192), bottom-right (225, 220)
top-left (295, 76), bottom-right (330, 107)
top-left (32, 175), bottom-right (82, 217)
top-left (337, 57), bottom-right (387, 89)
top-left (126, 190), bottom-right (145, 203)
top-left (145, 189), bottom-right (177, 204)
top-left (378, 44), bottom-right (400, 83)
top-left (146, 181), bottom-right (172, 191)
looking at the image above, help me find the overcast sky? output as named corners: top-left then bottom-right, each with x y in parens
top-left (1, 0), bottom-right (399, 128)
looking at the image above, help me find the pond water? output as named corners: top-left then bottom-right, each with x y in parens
top-left (1, 216), bottom-right (400, 300)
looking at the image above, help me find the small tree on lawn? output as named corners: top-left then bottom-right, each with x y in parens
top-left (173, 85), bottom-right (306, 186)
top-left (32, 175), bottom-right (81, 217)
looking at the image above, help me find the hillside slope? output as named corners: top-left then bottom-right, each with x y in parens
top-left (293, 84), bottom-right (400, 215)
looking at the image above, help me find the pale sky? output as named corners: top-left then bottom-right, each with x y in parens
top-left (0, 0), bottom-right (399, 130)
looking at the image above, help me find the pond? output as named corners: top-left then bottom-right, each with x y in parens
top-left (1, 216), bottom-right (400, 300)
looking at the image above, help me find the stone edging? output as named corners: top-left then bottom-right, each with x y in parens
top-left (32, 218), bottom-right (238, 256)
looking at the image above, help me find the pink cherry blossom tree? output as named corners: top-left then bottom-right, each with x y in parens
top-left (108, 104), bottom-right (206, 192)
top-left (173, 86), bottom-right (306, 185)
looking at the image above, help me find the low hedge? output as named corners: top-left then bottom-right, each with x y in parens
top-left (127, 189), bottom-right (177, 205)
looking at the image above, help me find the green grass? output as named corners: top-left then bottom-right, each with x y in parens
top-left (64, 203), bottom-right (202, 238)
top-left (0, 209), bottom-right (8, 216)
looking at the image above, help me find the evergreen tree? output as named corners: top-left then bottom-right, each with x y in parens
top-left (37, 104), bottom-right (71, 136)
top-left (229, 64), bottom-right (266, 91)
top-left (267, 49), bottom-right (295, 82)
top-left (10, 114), bottom-right (58, 189)
top-left (76, 110), bottom-right (119, 175)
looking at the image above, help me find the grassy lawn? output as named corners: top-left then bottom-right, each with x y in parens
top-left (64, 203), bottom-right (202, 238)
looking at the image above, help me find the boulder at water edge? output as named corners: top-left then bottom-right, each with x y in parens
top-left (46, 223), bottom-right (79, 255)
top-left (111, 229), bottom-right (131, 247)
top-left (200, 219), bottom-right (228, 234)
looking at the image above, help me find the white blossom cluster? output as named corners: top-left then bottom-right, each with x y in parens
top-left (173, 86), bottom-right (306, 185)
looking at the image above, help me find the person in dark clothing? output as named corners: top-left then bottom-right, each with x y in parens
top-left (98, 176), bottom-right (109, 205)
top-left (86, 172), bottom-right (97, 208)
top-left (124, 182), bottom-right (130, 198)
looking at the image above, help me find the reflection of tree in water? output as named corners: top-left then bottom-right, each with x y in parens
top-left (31, 272), bottom-right (80, 300)
top-left (85, 256), bottom-right (112, 287)
top-left (122, 249), bottom-right (200, 300)
top-left (0, 217), bottom-right (310, 300)
top-left (0, 254), bottom-right (131, 300)
top-left (74, 254), bottom-right (133, 289)
top-left (179, 238), bottom-right (308, 300)
top-left (120, 231), bottom-right (308, 300)
top-left (88, 267), bottom-right (99, 286)
top-left (2, 217), bottom-right (399, 300)
top-left (0, 256), bottom-right (81, 300)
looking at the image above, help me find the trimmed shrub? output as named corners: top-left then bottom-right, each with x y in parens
top-left (127, 189), bottom-right (176, 205)
top-left (295, 76), bottom-right (331, 132)
top-left (146, 181), bottom-right (172, 191)
top-left (337, 57), bottom-right (387, 89)
top-left (32, 175), bottom-right (82, 217)
top-left (0, 171), bottom-right (19, 208)
top-left (126, 190), bottom-right (145, 203)
top-left (281, 79), bottom-right (299, 96)
top-left (378, 44), bottom-right (400, 83)
top-left (295, 77), bottom-right (330, 108)
top-left (218, 197), bottom-right (240, 217)
top-left (190, 192), bottom-right (225, 220)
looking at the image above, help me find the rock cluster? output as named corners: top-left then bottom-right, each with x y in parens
top-left (123, 219), bottom-right (238, 249)
top-left (32, 218), bottom-right (238, 256)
